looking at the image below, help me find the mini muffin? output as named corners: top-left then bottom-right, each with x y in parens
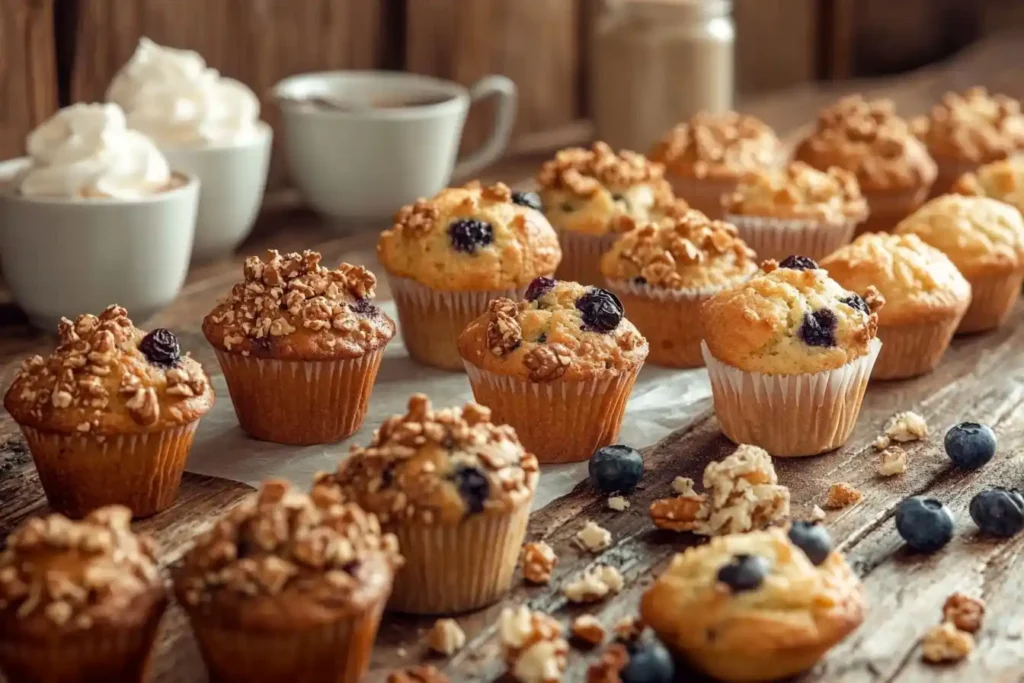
top-left (700, 257), bottom-right (884, 456)
top-left (722, 162), bottom-right (868, 260)
top-left (458, 279), bottom-right (649, 463)
top-left (954, 156), bottom-right (1024, 217)
top-left (3, 305), bottom-right (213, 517)
top-left (641, 527), bottom-right (864, 682)
top-left (203, 249), bottom-right (394, 444)
top-left (537, 142), bottom-right (675, 286)
top-left (821, 233), bottom-right (971, 379)
top-left (600, 207), bottom-right (757, 368)
top-left (175, 480), bottom-right (401, 683)
top-left (794, 95), bottom-right (937, 234)
top-left (313, 394), bottom-right (538, 614)
top-left (378, 181), bottom-right (561, 370)
top-left (894, 194), bottom-right (1024, 333)
top-left (0, 507), bottom-right (167, 683)
top-left (650, 111), bottom-right (780, 218)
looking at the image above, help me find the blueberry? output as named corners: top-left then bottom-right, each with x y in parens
top-left (525, 276), bottom-right (557, 301)
top-left (970, 488), bottom-right (1024, 537)
top-left (799, 308), bottom-right (837, 347)
top-left (511, 191), bottom-right (543, 212)
top-left (621, 632), bottom-right (675, 683)
top-left (349, 298), bottom-right (379, 317)
top-left (449, 465), bottom-right (489, 514)
top-left (536, 333), bottom-right (547, 344)
top-left (945, 422), bottom-right (997, 470)
top-left (576, 287), bottom-right (624, 333)
top-left (589, 445), bottom-right (643, 494)
top-left (139, 328), bottom-right (180, 367)
top-left (840, 294), bottom-right (869, 315)
top-left (778, 255), bottom-right (819, 270)
top-left (633, 276), bottom-right (648, 286)
top-left (788, 521), bottom-right (832, 566)
top-left (895, 497), bottom-right (954, 553)
top-left (716, 554), bottom-right (770, 593)
top-left (448, 218), bottom-right (494, 253)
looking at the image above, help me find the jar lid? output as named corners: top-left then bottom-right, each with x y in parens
top-left (623, 0), bottom-right (731, 20)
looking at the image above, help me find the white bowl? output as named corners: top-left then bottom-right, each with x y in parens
top-left (0, 168), bottom-right (199, 330)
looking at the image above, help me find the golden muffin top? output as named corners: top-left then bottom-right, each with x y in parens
top-left (913, 87), bottom-right (1024, 164)
top-left (649, 111), bottom-right (780, 181)
top-left (954, 157), bottom-right (1024, 214)
top-left (722, 162), bottom-right (868, 224)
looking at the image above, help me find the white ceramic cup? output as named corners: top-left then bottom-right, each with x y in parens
top-left (272, 71), bottom-right (517, 224)
top-left (161, 122), bottom-right (273, 262)
top-left (0, 165), bottom-right (199, 330)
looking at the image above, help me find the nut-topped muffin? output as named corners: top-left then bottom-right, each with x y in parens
top-left (700, 257), bottom-right (884, 456)
top-left (600, 208), bottom-right (757, 367)
top-left (894, 194), bottom-right (1024, 333)
top-left (203, 249), bottom-right (394, 444)
top-left (954, 156), bottom-right (1024, 217)
top-left (4, 305), bottom-right (213, 517)
top-left (537, 142), bottom-right (675, 286)
top-left (378, 181), bottom-right (561, 370)
top-left (458, 279), bottom-right (648, 463)
top-left (821, 233), bottom-right (971, 379)
top-left (175, 480), bottom-right (400, 683)
top-left (0, 507), bottom-right (167, 683)
top-left (722, 162), bottom-right (868, 260)
top-left (315, 394), bottom-right (538, 614)
top-left (794, 95), bottom-right (937, 234)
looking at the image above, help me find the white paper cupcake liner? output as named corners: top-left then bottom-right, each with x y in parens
top-left (724, 213), bottom-right (858, 262)
top-left (555, 230), bottom-right (620, 286)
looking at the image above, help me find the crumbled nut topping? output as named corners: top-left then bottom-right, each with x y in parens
top-left (877, 446), bottom-right (908, 477)
top-left (613, 615), bottom-right (644, 642)
top-left (650, 112), bottom-right (779, 178)
top-left (522, 541), bottom-right (559, 585)
top-left (391, 182), bottom-right (514, 238)
top-left (722, 161), bottom-right (867, 223)
top-left (587, 643), bottom-right (629, 683)
top-left (571, 614), bottom-right (607, 648)
top-left (537, 142), bottom-right (667, 195)
top-left (672, 476), bottom-right (697, 496)
top-left (922, 622), bottom-right (974, 663)
top-left (943, 592), bottom-right (985, 633)
top-left (825, 483), bottom-right (863, 510)
top-left (563, 565), bottom-right (624, 604)
top-left (914, 87), bottom-right (1024, 163)
top-left (885, 411), bottom-right (928, 443)
top-left (575, 521), bottom-right (612, 553)
top-left (486, 299), bottom-right (523, 356)
top-left (427, 618), bottom-right (466, 656)
top-left (499, 606), bottom-right (569, 683)
top-left (607, 496), bottom-right (630, 512)
top-left (387, 665), bottom-right (449, 683)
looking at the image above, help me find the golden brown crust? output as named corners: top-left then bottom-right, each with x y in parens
top-left (913, 87), bottom-right (1024, 164)
top-left (954, 157), bottom-right (1024, 214)
top-left (649, 112), bottom-right (780, 181)
top-left (722, 162), bottom-right (868, 224)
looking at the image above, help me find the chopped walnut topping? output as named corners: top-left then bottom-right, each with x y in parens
top-left (486, 299), bottom-right (523, 356)
top-left (537, 142), bottom-right (667, 195)
top-left (571, 614), bottom-right (607, 648)
top-left (922, 622), bottom-right (974, 663)
top-left (427, 618), bottom-right (466, 656)
top-left (672, 477), bottom-right (697, 496)
top-left (915, 87), bottom-right (1024, 163)
top-left (825, 483), bottom-right (863, 509)
top-left (885, 411), bottom-right (928, 443)
top-left (607, 496), bottom-right (630, 512)
top-left (575, 521), bottom-right (612, 553)
top-left (563, 565), bottom-right (624, 604)
top-left (650, 111), bottom-right (779, 178)
top-left (387, 665), bottom-right (449, 683)
top-left (649, 493), bottom-right (707, 532)
top-left (943, 593), bottom-right (985, 633)
top-left (499, 607), bottom-right (569, 683)
top-left (722, 162), bottom-right (867, 223)
top-left (522, 541), bottom-right (559, 585)
top-left (877, 446), bottom-right (908, 477)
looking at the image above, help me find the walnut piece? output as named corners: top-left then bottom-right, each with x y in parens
top-left (524, 344), bottom-right (572, 382)
top-left (671, 476), bottom-right (697, 496)
top-left (427, 618), bottom-right (466, 656)
top-left (877, 446), bottom-right (908, 477)
top-left (922, 622), bottom-right (974, 663)
top-left (825, 483), bottom-right (863, 509)
top-left (563, 565), bottom-right (624, 604)
top-left (522, 541), bottom-right (559, 585)
top-left (607, 496), bottom-right (630, 512)
top-left (943, 593), bottom-right (985, 633)
top-left (499, 607), bottom-right (568, 683)
top-left (650, 494), bottom-right (706, 532)
top-left (571, 614), bottom-right (607, 648)
top-left (587, 643), bottom-right (629, 683)
top-left (575, 521), bottom-right (612, 553)
top-left (486, 299), bottom-right (522, 356)
top-left (885, 411), bottom-right (928, 443)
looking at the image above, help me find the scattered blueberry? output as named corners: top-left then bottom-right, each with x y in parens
top-left (717, 554), bottom-right (770, 593)
top-left (449, 465), bottom-right (489, 514)
top-left (799, 308), bottom-right (838, 347)
top-left (840, 294), bottom-right (869, 315)
top-left (895, 497), bottom-right (955, 553)
top-left (778, 255), bottom-right (819, 270)
top-left (511, 191), bottom-right (543, 212)
top-left (139, 328), bottom-right (180, 367)
top-left (970, 488), bottom-right (1024, 537)
top-left (577, 287), bottom-right (624, 333)
top-left (589, 445), bottom-right (643, 494)
top-left (788, 521), bottom-right (832, 566)
top-left (525, 276), bottom-right (557, 301)
top-left (349, 298), bottom-right (379, 317)
top-left (448, 218), bottom-right (494, 253)
top-left (621, 631), bottom-right (675, 683)
top-left (945, 422), bottom-right (997, 470)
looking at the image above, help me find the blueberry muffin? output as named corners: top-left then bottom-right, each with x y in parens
top-left (0, 507), bottom-right (167, 683)
top-left (3, 305), bottom-right (213, 517)
top-left (536, 142), bottom-right (675, 286)
top-left (722, 162), bottom-right (868, 260)
top-left (795, 95), bottom-right (937, 234)
top-left (313, 394), bottom-right (538, 614)
top-left (699, 258), bottom-right (884, 456)
top-left (954, 156), bottom-right (1024, 218)
top-left (457, 279), bottom-right (648, 463)
top-left (600, 207), bottom-right (757, 368)
top-left (377, 181), bottom-right (561, 370)
top-left (175, 480), bottom-right (401, 683)
top-left (642, 527), bottom-right (864, 682)
top-left (821, 233), bottom-right (971, 379)
top-left (203, 249), bottom-right (394, 444)
top-left (894, 194), bottom-right (1024, 333)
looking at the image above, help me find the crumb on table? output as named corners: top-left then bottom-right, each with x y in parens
top-left (922, 622), bottom-right (974, 663)
top-left (825, 482), bottom-right (863, 509)
top-left (943, 592), bottom-right (985, 633)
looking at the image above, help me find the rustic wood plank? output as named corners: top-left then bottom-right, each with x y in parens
top-left (0, 0), bottom-right (58, 160)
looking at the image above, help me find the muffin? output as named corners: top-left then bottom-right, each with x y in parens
top-left (821, 233), bottom-right (971, 379)
top-left (458, 279), bottom-right (649, 463)
top-left (894, 194), bottom-right (1024, 333)
top-left (953, 156), bottom-right (1024, 217)
top-left (3, 305), bottom-right (213, 517)
top-left (794, 95), bottom-right (937, 234)
top-left (650, 111), bottom-right (780, 218)
top-left (913, 87), bottom-right (1024, 195)
top-left (641, 527), bottom-right (864, 682)
top-left (722, 162), bottom-right (868, 260)
top-left (0, 507), bottom-right (167, 683)
top-left (203, 249), bottom-right (394, 444)
top-left (313, 394), bottom-right (538, 614)
top-left (600, 207), bottom-right (758, 368)
top-left (378, 181), bottom-right (561, 370)
top-left (175, 480), bottom-right (401, 683)
top-left (536, 142), bottom-right (675, 286)
top-left (700, 257), bottom-right (884, 456)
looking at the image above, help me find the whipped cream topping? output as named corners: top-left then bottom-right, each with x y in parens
top-left (20, 103), bottom-right (172, 199)
top-left (106, 38), bottom-right (261, 147)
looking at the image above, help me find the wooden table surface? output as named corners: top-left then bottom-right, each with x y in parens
top-left (3, 34), bottom-right (1024, 683)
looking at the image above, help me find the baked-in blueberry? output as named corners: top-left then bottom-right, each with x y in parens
top-left (139, 328), bottom-right (180, 367)
top-left (449, 465), bottom-right (489, 514)
top-left (799, 308), bottom-right (838, 347)
top-left (577, 287), bottom-right (624, 333)
top-left (349, 298), bottom-right (379, 317)
top-left (778, 255), bottom-right (818, 270)
top-left (788, 521), bottom-right (832, 566)
top-left (621, 631), bottom-right (675, 683)
top-left (717, 554), bottom-right (770, 593)
top-left (945, 422), bottom-right (997, 470)
top-left (969, 487), bottom-right (1024, 537)
top-left (525, 276), bottom-right (557, 301)
top-left (511, 191), bottom-right (543, 212)
top-left (840, 294), bottom-right (869, 315)
top-left (448, 218), bottom-right (494, 253)
top-left (589, 445), bottom-right (643, 494)
top-left (895, 497), bottom-right (954, 553)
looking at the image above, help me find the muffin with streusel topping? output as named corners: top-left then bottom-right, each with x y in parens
top-left (650, 111), bottom-right (781, 219)
top-left (700, 257), bottom-right (884, 456)
top-left (203, 249), bottom-right (394, 444)
top-left (457, 279), bottom-right (648, 463)
top-left (722, 162), bottom-right (867, 260)
top-left (954, 157), bottom-right (1024, 218)
top-left (537, 142), bottom-right (675, 286)
top-left (0, 506), bottom-right (167, 683)
top-left (3, 305), bottom-right (213, 517)
top-left (821, 233), bottom-right (971, 379)
top-left (378, 181), bottom-right (561, 370)
top-left (175, 480), bottom-right (401, 683)
top-left (600, 208), bottom-right (757, 368)
top-left (314, 394), bottom-right (538, 614)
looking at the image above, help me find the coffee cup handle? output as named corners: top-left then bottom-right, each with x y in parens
top-left (453, 75), bottom-right (518, 179)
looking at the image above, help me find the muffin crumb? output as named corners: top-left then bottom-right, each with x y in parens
top-left (499, 606), bottom-right (568, 683)
top-left (873, 434), bottom-right (892, 451)
top-left (825, 482), bottom-right (863, 509)
top-left (607, 496), bottom-right (630, 512)
top-left (877, 446), bottom-right (908, 477)
top-left (922, 622), bottom-right (974, 663)
top-left (885, 411), bottom-right (928, 443)
top-left (575, 521), bottom-right (612, 553)
top-left (427, 618), bottom-right (466, 656)
top-left (672, 476), bottom-right (697, 496)
top-left (563, 566), bottom-right (625, 604)
top-left (387, 665), bottom-right (449, 683)
top-left (571, 614), bottom-right (607, 648)
top-left (943, 593), bottom-right (985, 633)
top-left (522, 541), bottom-right (559, 585)
top-left (809, 505), bottom-right (827, 521)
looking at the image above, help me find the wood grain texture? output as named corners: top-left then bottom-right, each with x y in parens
top-left (0, 0), bottom-right (58, 160)
top-left (734, 0), bottom-right (817, 94)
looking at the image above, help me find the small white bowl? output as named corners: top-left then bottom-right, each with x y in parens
top-left (0, 166), bottom-right (199, 330)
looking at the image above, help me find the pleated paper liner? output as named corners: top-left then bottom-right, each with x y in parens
top-left (933, 156), bottom-right (982, 197)
top-left (215, 348), bottom-right (383, 445)
top-left (701, 338), bottom-right (881, 457)
top-left (667, 175), bottom-right (739, 220)
top-left (554, 231), bottom-right (619, 287)
top-left (957, 271), bottom-right (1024, 334)
top-left (872, 312), bottom-right (966, 380)
top-left (856, 185), bottom-right (931, 236)
top-left (388, 275), bottom-right (528, 370)
top-left (19, 422), bottom-right (199, 518)
top-left (724, 213), bottom-right (858, 262)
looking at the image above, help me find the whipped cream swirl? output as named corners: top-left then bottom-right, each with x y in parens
top-left (106, 38), bottom-right (262, 147)
top-left (20, 103), bottom-right (172, 199)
